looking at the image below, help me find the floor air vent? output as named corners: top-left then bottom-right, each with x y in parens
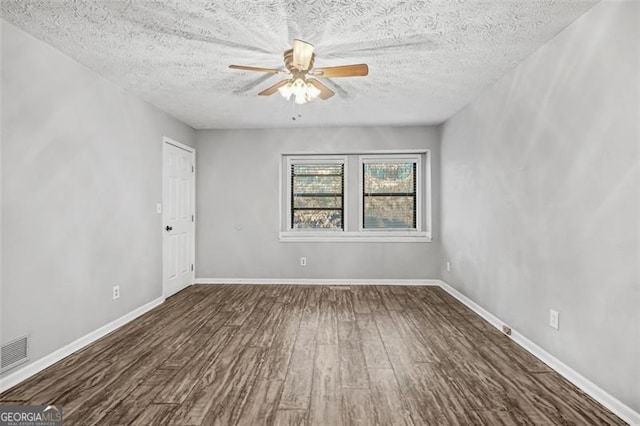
top-left (329, 286), bottom-right (351, 290)
top-left (1, 336), bottom-right (29, 373)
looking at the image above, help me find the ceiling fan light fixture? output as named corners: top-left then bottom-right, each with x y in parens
top-left (278, 81), bottom-right (294, 101)
top-left (278, 77), bottom-right (321, 105)
top-left (306, 83), bottom-right (321, 99)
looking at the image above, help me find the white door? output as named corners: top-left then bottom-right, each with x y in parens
top-left (163, 138), bottom-right (195, 297)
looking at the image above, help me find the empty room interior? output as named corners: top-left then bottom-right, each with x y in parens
top-left (0, 1), bottom-right (638, 425)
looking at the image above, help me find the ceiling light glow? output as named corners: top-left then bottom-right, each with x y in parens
top-left (278, 78), bottom-right (321, 105)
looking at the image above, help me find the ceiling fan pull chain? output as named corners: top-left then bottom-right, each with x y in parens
top-left (292, 101), bottom-right (301, 121)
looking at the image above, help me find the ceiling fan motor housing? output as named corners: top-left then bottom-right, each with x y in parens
top-left (284, 48), bottom-right (315, 73)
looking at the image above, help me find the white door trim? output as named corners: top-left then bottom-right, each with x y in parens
top-left (162, 137), bottom-right (196, 298)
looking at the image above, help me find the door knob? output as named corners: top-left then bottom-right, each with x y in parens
top-left (165, 225), bottom-right (173, 232)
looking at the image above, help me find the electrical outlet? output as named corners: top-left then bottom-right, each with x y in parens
top-left (156, 203), bottom-right (162, 214)
top-left (113, 285), bottom-right (120, 300)
top-left (446, 261), bottom-right (451, 272)
top-left (549, 309), bottom-right (559, 330)
top-left (300, 257), bottom-right (307, 266)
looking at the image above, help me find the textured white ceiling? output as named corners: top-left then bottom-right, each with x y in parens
top-left (1, 0), bottom-right (597, 129)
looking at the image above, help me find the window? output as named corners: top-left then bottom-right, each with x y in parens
top-left (361, 156), bottom-right (419, 230)
top-left (291, 163), bottom-right (344, 230)
top-left (281, 152), bottom-right (430, 242)
top-left (286, 157), bottom-right (346, 231)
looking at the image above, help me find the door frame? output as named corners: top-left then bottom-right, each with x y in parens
top-left (162, 136), bottom-right (196, 298)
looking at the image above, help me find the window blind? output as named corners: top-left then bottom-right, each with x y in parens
top-left (291, 163), bottom-right (344, 229)
top-left (363, 161), bottom-right (417, 229)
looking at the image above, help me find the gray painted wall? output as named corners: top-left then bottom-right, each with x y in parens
top-left (196, 126), bottom-right (441, 280)
top-left (440, 2), bottom-right (639, 412)
top-left (0, 20), bottom-right (195, 375)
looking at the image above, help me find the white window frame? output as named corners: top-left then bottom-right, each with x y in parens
top-left (283, 155), bottom-right (348, 236)
top-left (359, 154), bottom-right (423, 236)
top-left (279, 151), bottom-right (432, 243)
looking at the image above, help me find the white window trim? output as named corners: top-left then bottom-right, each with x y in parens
top-left (278, 231), bottom-right (431, 243)
top-left (283, 155), bottom-right (348, 233)
top-left (279, 151), bottom-right (432, 243)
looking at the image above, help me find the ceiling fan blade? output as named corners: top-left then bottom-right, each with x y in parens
top-left (229, 65), bottom-right (283, 74)
top-left (313, 64), bottom-right (368, 78)
top-left (258, 79), bottom-right (291, 96)
top-left (293, 39), bottom-right (314, 71)
top-left (307, 78), bottom-right (335, 100)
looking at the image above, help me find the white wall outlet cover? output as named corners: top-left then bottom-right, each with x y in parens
top-left (300, 257), bottom-right (307, 266)
top-left (112, 286), bottom-right (120, 300)
top-left (156, 203), bottom-right (162, 214)
top-left (549, 309), bottom-right (559, 330)
top-left (446, 261), bottom-right (451, 272)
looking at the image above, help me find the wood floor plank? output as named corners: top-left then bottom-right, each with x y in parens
top-left (63, 348), bottom-right (169, 424)
top-left (415, 286), bottom-right (448, 306)
top-left (170, 333), bottom-right (263, 426)
top-left (336, 289), bottom-right (356, 322)
top-left (379, 308), bottom-right (439, 364)
top-left (159, 311), bottom-right (232, 369)
top-left (337, 320), bottom-right (369, 389)
top-left (376, 286), bottom-right (404, 311)
top-left (249, 301), bottom-right (286, 348)
top-left (225, 290), bottom-right (262, 326)
top-left (361, 285), bottom-right (382, 300)
top-left (279, 329), bottom-right (317, 410)
top-left (154, 325), bottom-right (236, 404)
top-left (321, 286), bottom-right (338, 302)
top-left (369, 368), bottom-right (413, 426)
top-left (411, 362), bottom-right (483, 425)
top-left (236, 379), bottom-right (283, 426)
top-left (259, 288), bottom-right (307, 380)
top-left (356, 313), bottom-right (391, 369)
top-left (0, 285), bottom-right (625, 426)
top-left (237, 296), bottom-right (277, 335)
top-left (299, 286), bottom-right (322, 330)
top-left (317, 299), bottom-right (338, 345)
top-left (273, 409), bottom-right (307, 426)
top-left (105, 368), bottom-right (179, 425)
top-left (530, 372), bottom-right (624, 425)
top-left (363, 296), bottom-right (385, 313)
top-left (308, 344), bottom-right (341, 426)
top-left (128, 403), bottom-right (178, 426)
top-left (389, 362), bottom-right (446, 425)
top-left (341, 388), bottom-right (376, 426)
top-left (350, 288), bottom-right (371, 314)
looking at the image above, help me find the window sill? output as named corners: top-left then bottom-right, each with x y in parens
top-left (279, 231), bottom-right (432, 243)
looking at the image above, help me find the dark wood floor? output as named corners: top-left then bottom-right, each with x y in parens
top-left (0, 284), bottom-right (625, 425)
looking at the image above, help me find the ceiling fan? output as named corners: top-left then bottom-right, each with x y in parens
top-left (229, 39), bottom-right (368, 105)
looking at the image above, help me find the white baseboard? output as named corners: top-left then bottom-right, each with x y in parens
top-left (0, 296), bottom-right (165, 394)
top-left (194, 278), bottom-right (440, 286)
top-left (438, 280), bottom-right (640, 426)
